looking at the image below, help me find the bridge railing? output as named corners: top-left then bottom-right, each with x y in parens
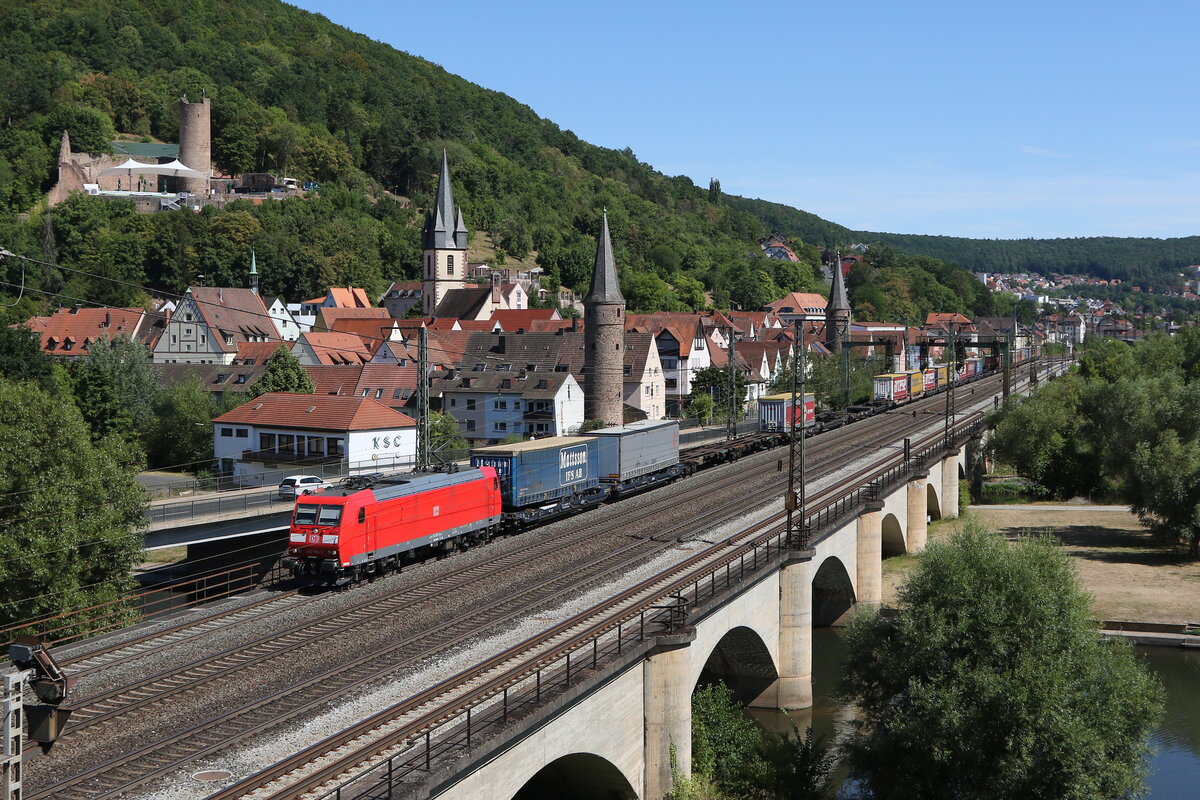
top-left (304, 413), bottom-right (986, 800)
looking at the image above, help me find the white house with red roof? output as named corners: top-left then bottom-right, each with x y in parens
top-left (766, 292), bottom-right (828, 324)
top-left (212, 392), bottom-right (417, 484)
top-left (153, 287), bottom-right (280, 364)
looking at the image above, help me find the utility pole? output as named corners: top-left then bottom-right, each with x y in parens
top-left (416, 326), bottom-right (430, 471)
top-left (785, 319), bottom-right (808, 549)
top-left (726, 326), bottom-right (737, 441)
top-left (945, 321), bottom-right (956, 448)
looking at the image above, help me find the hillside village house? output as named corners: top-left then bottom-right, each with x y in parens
top-left (625, 315), bottom-right (711, 416)
top-left (263, 296), bottom-right (302, 341)
top-left (766, 292), bottom-right (829, 325)
top-left (212, 393), bottom-right (417, 485)
top-left (24, 305), bottom-right (163, 357)
top-left (153, 287), bottom-right (280, 364)
top-left (432, 370), bottom-right (584, 444)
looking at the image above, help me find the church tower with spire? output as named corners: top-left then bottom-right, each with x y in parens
top-left (421, 150), bottom-right (469, 314)
top-left (584, 211), bottom-right (626, 428)
top-left (825, 254), bottom-right (851, 353)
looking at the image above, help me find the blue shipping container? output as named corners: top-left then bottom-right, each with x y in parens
top-left (470, 436), bottom-right (600, 509)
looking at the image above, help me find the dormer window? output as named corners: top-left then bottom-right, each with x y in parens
top-left (447, 255), bottom-right (455, 275)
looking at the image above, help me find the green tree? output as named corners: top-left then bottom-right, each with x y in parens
top-left (74, 336), bottom-right (158, 434)
top-left (691, 682), bottom-right (762, 789)
top-left (429, 410), bottom-right (467, 456)
top-left (248, 346), bottom-right (314, 397)
top-left (0, 378), bottom-right (145, 632)
top-left (687, 393), bottom-right (715, 425)
top-left (146, 376), bottom-right (226, 471)
top-left (690, 365), bottom-right (746, 418)
top-left (839, 521), bottom-right (1163, 800)
top-left (1128, 430), bottom-right (1200, 558)
top-left (0, 325), bottom-right (58, 392)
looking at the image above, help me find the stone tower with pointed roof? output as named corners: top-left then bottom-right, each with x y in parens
top-left (422, 150), bottom-right (470, 314)
top-left (584, 211), bottom-right (626, 427)
top-left (825, 256), bottom-right (851, 353)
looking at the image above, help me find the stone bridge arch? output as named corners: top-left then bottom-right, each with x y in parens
top-left (512, 752), bottom-right (638, 800)
top-left (684, 576), bottom-right (780, 699)
top-left (881, 512), bottom-right (906, 557)
top-left (811, 555), bottom-right (855, 626)
top-left (695, 625), bottom-right (779, 706)
top-left (927, 482), bottom-right (942, 521)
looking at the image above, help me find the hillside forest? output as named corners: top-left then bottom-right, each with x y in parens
top-left (1, 0), bottom-right (1008, 325)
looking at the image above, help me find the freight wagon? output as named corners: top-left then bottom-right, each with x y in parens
top-left (470, 436), bottom-right (606, 523)
top-left (757, 392), bottom-right (816, 432)
top-left (591, 420), bottom-right (684, 496)
top-left (905, 370), bottom-right (924, 398)
top-left (282, 468), bottom-right (502, 585)
top-left (872, 373), bottom-right (910, 403)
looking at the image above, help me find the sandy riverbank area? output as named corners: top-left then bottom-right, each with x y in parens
top-left (881, 505), bottom-right (1200, 625)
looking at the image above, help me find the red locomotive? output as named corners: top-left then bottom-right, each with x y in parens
top-left (282, 467), bottom-right (502, 586)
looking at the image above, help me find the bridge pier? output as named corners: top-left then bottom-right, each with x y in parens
top-left (644, 638), bottom-right (693, 800)
top-left (966, 435), bottom-right (985, 503)
top-left (941, 449), bottom-right (961, 520)
top-left (907, 471), bottom-right (928, 552)
top-left (775, 556), bottom-right (814, 710)
top-left (855, 500), bottom-right (884, 607)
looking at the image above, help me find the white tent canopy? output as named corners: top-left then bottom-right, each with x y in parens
top-left (99, 158), bottom-right (206, 179)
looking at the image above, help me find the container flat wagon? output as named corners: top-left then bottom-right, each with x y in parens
top-left (757, 392), bottom-right (816, 432)
top-left (591, 419), bottom-right (683, 496)
top-left (471, 436), bottom-right (605, 523)
top-left (872, 374), bottom-right (910, 403)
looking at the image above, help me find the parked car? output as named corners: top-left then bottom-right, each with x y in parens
top-left (279, 475), bottom-right (332, 499)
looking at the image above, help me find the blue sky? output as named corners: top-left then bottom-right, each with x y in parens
top-left (290, 0), bottom-right (1200, 240)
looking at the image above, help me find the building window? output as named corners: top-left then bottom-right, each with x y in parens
top-left (447, 255), bottom-right (455, 274)
top-left (537, 379), bottom-right (548, 389)
top-left (466, 420), bottom-right (476, 431)
top-left (259, 433), bottom-right (277, 452)
top-left (236, 428), bottom-right (248, 438)
top-left (171, 334), bottom-right (177, 345)
top-left (495, 400), bottom-right (507, 410)
top-left (393, 388), bottom-right (403, 399)
top-left (375, 388), bottom-right (384, 399)
top-left (466, 398), bottom-right (476, 410)
top-left (450, 398), bottom-right (457, 407)
top-left (185, 313), bottom-right (193, 322)
top-left (513, 401), bottom-right (521, 410)
top-left (220, 427), bottom-right (234, 437)
top-left (623, 364), bottom-right (632, 376)
top-left (535, 423), bottom-right (548, 433)
top-left (494, 422), bottom-right (506, 431)
top-left (327, 437), bottom-right (344, 457)
top-left (184, 327), bottom-right (192, 336)
top-left (362, 388), bottom-right (370, 397)
top-left (235, 374), bottom-right (248, 384)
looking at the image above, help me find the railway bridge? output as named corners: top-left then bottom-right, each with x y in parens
top-left (316, 424), bottom-right (971, 800)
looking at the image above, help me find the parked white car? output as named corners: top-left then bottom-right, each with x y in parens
top-left (278, 475), bottom-right (333, 499)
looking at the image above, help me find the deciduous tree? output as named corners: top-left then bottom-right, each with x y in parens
top-left (839, 522), bottom-right (1163, 799)
top-left (248, 345), bottom-right (313, 397)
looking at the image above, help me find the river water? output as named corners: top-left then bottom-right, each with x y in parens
top-left (747, 628), bottom-right (1200, 798)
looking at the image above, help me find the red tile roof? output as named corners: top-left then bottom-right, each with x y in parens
top-left (23, 307), bottom-right (147, 356)
top-left (767, 292), bottom-right (828, 314)
top-left (326, 287), bottom-right (372, 308)
top-left (316, 307), bottom-right (391, 331)
top-left (215, 392), bottom-right (415, 431)
top-left (298, 332), bottom-right (372, 365)
top-left (234, 341), bottom-right (289, 365)
top-left (188, 287), bottom-right (279, 352)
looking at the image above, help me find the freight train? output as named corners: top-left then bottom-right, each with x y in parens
top-left (285, 350), bottom-right (1044, 586)
top-left (282, 420), bottom-right (687, 585)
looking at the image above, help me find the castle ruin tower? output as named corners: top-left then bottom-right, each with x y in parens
top-left (421, 150), bottom-right (469, 315)
top-left (178, 94), bottom-right (211, 196)
top-left (584, 211), bottom-right (626, 428)
top-left (825, 253), bottom-right (851, 354)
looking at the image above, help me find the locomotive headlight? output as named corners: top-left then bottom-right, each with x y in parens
top-left (321, 534), bottom-right (339, 545)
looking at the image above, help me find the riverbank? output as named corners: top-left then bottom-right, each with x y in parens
top-left (881, 505), bottom-right (1200, 625)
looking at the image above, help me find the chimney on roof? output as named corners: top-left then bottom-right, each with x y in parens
top-left (104, 312), bottom-right (110, 328)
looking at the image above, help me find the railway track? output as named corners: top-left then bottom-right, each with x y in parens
top-left (23, 360), bottom-right (1066, 798)
top-left (212, 417), bottom-right (986, 800)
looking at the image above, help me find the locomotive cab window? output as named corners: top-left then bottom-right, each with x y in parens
top-left (318, 506), bottom-right (343, 526)
top-left (295, 504), bottom-right (319, 525)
